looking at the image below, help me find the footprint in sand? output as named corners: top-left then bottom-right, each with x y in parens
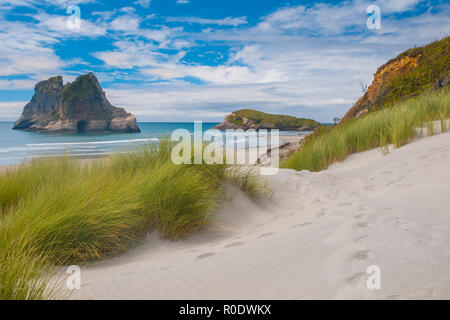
top-left (353, 250), bottom-right (371, 261)
top-left (384, 177), bottom-right (405, 186)
top-left (393, 183), bottom-right (412, 189)
top-left (345, 272), bottom-right (366, 286)
top-left (316, 209), bottom-right (326, 217)
top-left (391, 217), bottom-right (408, 229)
top-left (225, 242), bottom-right (245, 248)
top-left (254, 222), bottom-right (267, 229)
top-left (196, 253), bottom-right (215, 260)
top-left (159, 266), bottom-right (171, 271)
top-left (363, 184), bottom-right (375, 191)
top-left (357, 221), bottom-right (370, 228)
top-left (353, 235), bottom-right (369, 243)
top-left (292, 222), bottom-right (312, 228)
top-left (258, 232), bottom-right (276, 239)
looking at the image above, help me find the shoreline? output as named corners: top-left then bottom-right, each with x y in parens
top-left (0, 133), bottom-right (308, 172)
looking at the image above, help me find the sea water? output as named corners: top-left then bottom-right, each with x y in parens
top-left (0, 122), bottom-right (307, 166)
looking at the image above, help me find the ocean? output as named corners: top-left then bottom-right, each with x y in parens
top-left (0, 122), bottom-right (305, 166)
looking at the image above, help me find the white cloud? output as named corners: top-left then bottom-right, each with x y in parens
top-left (134, 0), bottom-right (151, 8)
top-left (139, 26), bottom-right (184, 45)
top-left (143, 64), bottom-right (263, 84)
top-left (0, 101), bottom-right (27, 120)
top-left (0, 0), bottom-right (33, 10)
top-left (378, 0), bottom-right (422, 13)
top-left (41, 0), bottom-right (96, 8)
top-left (104, 77), bottom-right (357, 122)
top-left (176, 0), bottom-right (189, 4)
top-left (167, 16), bottom-right (248, 27)
top-left (0, 79), bottom-right (40, 90)
top-left (0, 18), bottom-right (63, 76)
top-left (1, 0), bottom-right (96, 9)
top-left (0, 8), bottom-right (107, 78)
top-left (110, 14), bottom-right (141, 32)
top-left (93, 23), bottom-right (187, 69)
top-left (32, 12), bottom-right (107, 37)
top-left (253, 3), bottom-right (368, 36)
top-left (363, 6), bottom-right (450, 45)
top-left (93, 40), bottom-right (178, 69)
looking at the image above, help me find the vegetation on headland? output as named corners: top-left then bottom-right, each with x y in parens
top-left (62, 73), bottom-right (96, 105)
top-left (381, 37), bottom-right (449, 105)
top-left (224, 109), bottom-right (320, 129)
top-left (344, 37), bottom-right (449, 120)
top-left (282, 88), bottom-right (450, 172)
top-left (0, 140), bottom-right (264, 299)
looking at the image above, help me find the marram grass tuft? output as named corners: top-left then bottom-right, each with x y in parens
top-left (0, 139), bottom-right (264, 299)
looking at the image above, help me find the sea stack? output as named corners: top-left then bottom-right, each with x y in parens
top-left (13, 73), bottom-right (140, 133)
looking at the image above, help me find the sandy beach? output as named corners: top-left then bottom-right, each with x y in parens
top-left (63, 131), bottom-right (450, 300)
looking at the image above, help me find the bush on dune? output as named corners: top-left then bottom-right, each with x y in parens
top-left (282, 89), bottom-right (450, 172)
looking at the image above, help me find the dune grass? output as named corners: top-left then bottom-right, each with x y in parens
top-left (0, 139), bottom-right (263, 299)
top-left (0, 234), bottom-right (63, 300)
top-left (282, 88), bottom-right (450, 172)
top-left (225, 166), bottom-right (271, 199)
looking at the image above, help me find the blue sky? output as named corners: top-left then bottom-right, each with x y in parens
top-left (0, 0), bottom-right (448, 122)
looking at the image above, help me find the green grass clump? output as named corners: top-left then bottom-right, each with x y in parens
top-left (0, 235), bottom-right (62, 300)
top-left (225, 166), bottom-right (271, 199)
top-left (0, 139), bottom-right (263, 299)
top-left (282, 89), bottom-right (450, 172)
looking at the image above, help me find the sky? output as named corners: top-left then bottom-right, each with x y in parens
top-left (0, 0), bottom-right (448, 122)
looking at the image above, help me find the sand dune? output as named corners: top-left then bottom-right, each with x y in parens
top-left (70, 132), bottom-right (450, 300)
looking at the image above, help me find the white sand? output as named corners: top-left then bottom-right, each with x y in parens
top-left (70, 132), bottom-right (450, 300)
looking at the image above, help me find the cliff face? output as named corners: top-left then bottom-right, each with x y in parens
top-left (213, 109), bottom-right (320, 131)
top-left (14, 73), bottom-right (140, 133)
top-left (343, 37), bottom-right (449, 120)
